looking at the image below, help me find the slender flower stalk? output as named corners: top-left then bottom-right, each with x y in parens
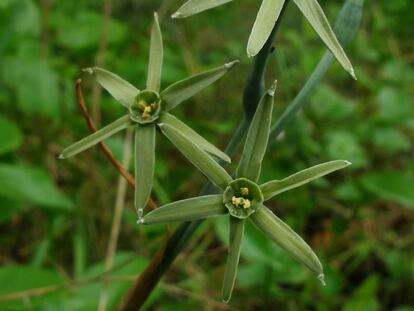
top-left (140, 82), bottom-right (351, 302)
top-left (59, 13), bottom-right (238, 219)
top-left (173, 0), bottom-right (356, 79)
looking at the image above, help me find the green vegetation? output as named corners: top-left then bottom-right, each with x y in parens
top-left (0, 0), bottom-right (413, 310)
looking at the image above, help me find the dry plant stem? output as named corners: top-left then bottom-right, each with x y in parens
top-left (75, 79), bottom-right (157, 210)
top-left (91, 0), bottom-right (112, 125)
top-left (98, 129), bottom-right (133, 311)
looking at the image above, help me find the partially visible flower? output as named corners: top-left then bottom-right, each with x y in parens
top-left (141, 81), bottom-right (351, 302)
top-left (59, 13), bottom-right (238, 219)
top-left (173, 0), bottom-right (356, 79)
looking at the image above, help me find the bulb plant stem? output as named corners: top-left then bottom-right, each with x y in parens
top-left (115, 9), bottom-right (288, 310)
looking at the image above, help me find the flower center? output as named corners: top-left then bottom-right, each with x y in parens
top-left (129, 90), bottom-right (161, 124)
top-left (223, 178), bottom-right (263, 219)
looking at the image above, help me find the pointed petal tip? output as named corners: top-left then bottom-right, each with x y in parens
top-left (317, 274), bottom-right (326, 286)
top-left (153, 11), bottom-right (158, 18)
top-left (221, 296), bottom-right (230, 304)
top-left (349, 68), bottom-right (357, 80)
top-left (268, 80), bottom-right (278, 96)
top-left (171, 12), bottom-right (183, 19)
top-left (137, 218), bottom-right (145, 224)
top-left (82, 68), bottom-right (94, 75)
top-left (225, 60), bottom-right (240, 69)
top-left (344, 160), bottom-right (352, 166)
top-left (58, 154), bottom-right (65, 160)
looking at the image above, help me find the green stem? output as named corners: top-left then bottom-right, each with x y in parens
top-left (116, 4), bottom-right (290, 309)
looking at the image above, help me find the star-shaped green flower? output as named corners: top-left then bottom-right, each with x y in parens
top-left (173, 0), bottom-right (356, 78)
top-left (59, 13), bottom-right (238, 219)
top-left (140, 81), bottom-right (351, 302)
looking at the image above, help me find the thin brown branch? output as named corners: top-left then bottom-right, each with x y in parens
top-left (75, 79), bottom-right (157, 210)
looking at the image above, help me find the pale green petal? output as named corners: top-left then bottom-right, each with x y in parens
top-left (146, 12), bottom-right (163, 92)
top-left (59, 115), bottom-right (131, 159)
top-left (134, 124), bottom-right (156, 218)
top-left (251, 206), bottom-right (324, 283)
top-left (221, 217), bottom-right (244, 303)
top-left (159, 123), bottom-right (232, 190)
top-left (161, 60), bottom-right (239, 111)
top-left (83, 67), bottom-right (139, 108)
top-left (141, 195), bottom-right (225, 224)
top-left (247, 0), bottom-right (286, 57)
top-left (261, 160), bottom-right (351, 200)
top-left (293, 0), bottom-right (355, 79)
top-left (159, 112), bottom-right (230, 163)
top-left (172, 0), bottom-right (234, 18)
top-left (236, 81), bottom-right (276, 182)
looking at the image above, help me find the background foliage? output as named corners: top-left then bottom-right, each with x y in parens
top-left (0, 0), bottom-right (413, 310)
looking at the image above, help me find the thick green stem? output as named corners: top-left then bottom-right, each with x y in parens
top-left (116, 5), bottom-right (290, 309)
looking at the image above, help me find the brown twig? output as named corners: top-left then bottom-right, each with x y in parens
top-left (75, 79), bottom-right (157, 210)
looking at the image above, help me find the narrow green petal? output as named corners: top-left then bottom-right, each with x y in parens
top-left (261, 160), bottom-right (351, 200)
top-left (251, 206), bottom-right (324, 283)
top-left (159, 123), bottom-right (232, 190)
top-left (221, 217), bottom-right (244, 303)
top-left (161, 60), bottom-right (239, 111)
top-left (247, 0), bottom-right (286, 57)
top-left (134, 124), bottom-right (156, 218)
top-left (141, 195), bottom-right (225, 224)
top-left (146, 12), bottom-right (163, 92)
top-left (59, 115), bottom-right (131, 159)
top-left (293, 0), bottom-right (355, 79)
top-left (172, 0), bottom-right (234, 18)
top-left (83, 67), bottom-right (139, 108)
top-left (159, 112), bottom-right (230, 163)
top-left (236, 81), bottom-right (276, 182)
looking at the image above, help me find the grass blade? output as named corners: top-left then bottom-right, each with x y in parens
top-left (161, 60), bottom-right (238, 111)
top-left (146, 13), bottom-right (163, 92)
top-left (159, 112), bottom-right (230, 163)
top-left (247, 0), bottom-right (286, 57)
top-left (221, 217), bottom-right (244, 303)
top-left (293, 0), bottom-right (355, 78)
top-left (172, 0), bottom-right (233, 18)
top-left (83, 67), bottom-right (139, 108)
top-left (251, 206), bottom-right (324, 284)
top-left (236, 81), bottom-right (276, 182)
top-left (141, 195), bottom-right (225, 224)
top-left (261, 160), bottom-right (351, 200)
top-left (269, 0), bottom-right (363, 141)
top-left (135, 124), bottom-right (156, 218)
top-left (60, 115), bottom-right (131, 159)
top-left (159, 123), bottom-right (232, 190)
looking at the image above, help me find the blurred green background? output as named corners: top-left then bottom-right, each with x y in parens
top-left (1, 0), bottom-right (413, 310)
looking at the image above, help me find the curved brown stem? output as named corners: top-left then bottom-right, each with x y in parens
top-left (75, 79), bottom-right (157, 210)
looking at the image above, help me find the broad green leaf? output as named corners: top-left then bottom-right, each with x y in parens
top-left (172, 0), bottom-right (233, 18)
top-left (83, 67), bottom-right (139, 108)
top-left (141, 195), bottom-right (225, 224)
top-left (0, 164), bottom-right (74, 210)
top-left (236, 82), bottom-right (276, 182)
top-left (59, 115), bottom-right (131, 159)
top-left (135, 124), bottom-right (156, 218)
top-left (247, 0), bottom-right (286, 57)
top-left (293, 0), bottom-right (355, 78)
top-left (250, 206), bottom-right (324, 282)
top-left (159, 123), bottom-right (232, 190)
top-left (161, 60), bottom-right (239, 111)
top-left (221, 217), bottom-right (244, 303)
top-left (0, 115), bottom-right (22, 155)
top-left (159, 112), bottom-right (230, 163)
top-left (269, 0), bottom-right (363, 141)
top-left (260, 160), bottom-right (351, 200)
top-left (146, 13), bottom-right (163, 92)
top-left (360, 172), bottom-right (414, 211)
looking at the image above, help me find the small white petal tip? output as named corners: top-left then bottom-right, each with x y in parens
top-left (344, 160), bottom-right (352, 166)
top-left (171, 12), bottom-right (182, 19)
top-left (349, 68), bottom-right (357, 81)
top-left (82, 68), bottom-right (94, 75)
top-left (137, 218), bottom-right (145, 224)
top-left (58, 154), bottom-right (65, 160)
top-left (317, 274), bottom-right (326, 287)
top-left (268, 80), bottom-right (278, 96)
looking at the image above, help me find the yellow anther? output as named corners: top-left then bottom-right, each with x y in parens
top-left (138, 100), bottom-right (147, 111)
top-left (232, 196), bottom-right (251, 209)
top-left (142, 106), bottom-right (152, 118)
top-left (232, 196), bottom-right (241, 206)
top-left (240, 187), bottom-right (249, 196)
top-left (243, 199), bottom-right (251, 209)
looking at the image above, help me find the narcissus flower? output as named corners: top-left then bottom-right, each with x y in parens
top-left (141, 81), bottom-right (351, 302)
top-left (173, 0), bottom-right (356, 79)
top-left (59, 13), bottom-right (238, 219)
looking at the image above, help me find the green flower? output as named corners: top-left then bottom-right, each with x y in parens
top-left (173, 0), bottom-right (356, 78)
top-left (141, 81), bottom-right (351, 302)
top-left (59, 13), bottom-right (238, 219)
